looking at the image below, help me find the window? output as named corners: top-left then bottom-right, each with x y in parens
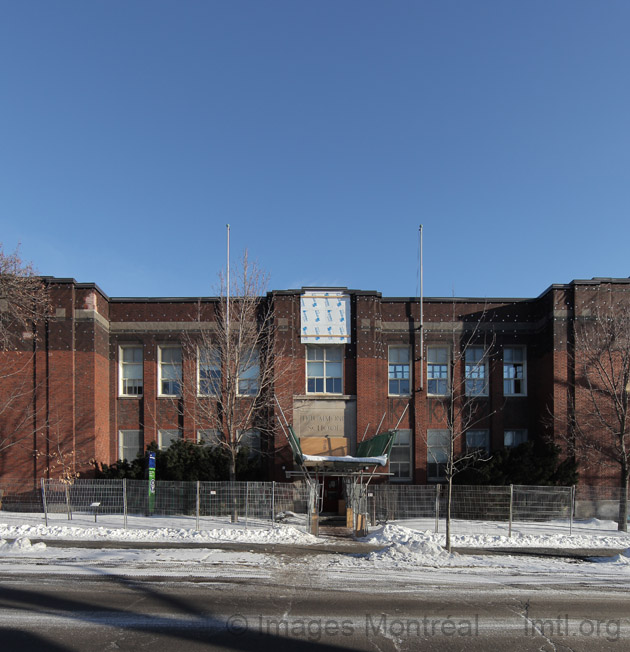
top-left (388, 347), bottom-right (411, 396)
top-left (158, 429), bottom-right (182, 450)
top-left (119, 430), bottom-right (143, 461)
top-left (307, 345), bottom-right (343, 394)
top-left (198, 348), bottom-right (221, 396)
top-left (465, 346), bottom-right (488, 396)
top-left (427, 347), bottom-right (448, 395)
top-left (239, 429), bottom-right (261, 457)
top-left (503, 347), bottom-right (526, 396)
top-left (389, 429), bottom-right (412, 480)
top-left (238, 349), bottom-right (260, 396)
top-left (466, 429), bottom-right (490, 453)
top-left (427, 429), bottom-right (450, 480)
top-left (504, 429), bottom-right (528, 448)
top-left (197, 429), bottom-right (222, 446)
top-left (119, 346), bottom-right (143, 396)
top-left (158, 346), bottom-right (182, 396)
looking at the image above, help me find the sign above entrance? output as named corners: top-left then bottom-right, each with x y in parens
top-left (300, 291), bottom-right (350, 344)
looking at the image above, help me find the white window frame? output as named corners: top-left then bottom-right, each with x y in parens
top-left (427, 429), bottom-right (450, 481)
top-left (158, 345), bottom-right (182, 397)
top-left (389, 429), bottom-right (412, 481)
top-left (503, 346), bottom-right (527, 396)
top-left (198, 347), bottom-right (221, 397)
top-left (465, 429), bottom-right (490, 453)
top-left (119, 345), bottom-right (143, 397)
top-left (306, 345), bottom-right (343, 394)
top-left (465, 346), bottom-right (488, 396)
top-left (427, 347), bottom-right (449, 396)
top-left (118, 429), bottom-right (143, 461)
top-left (504, 429), bottom-right (528, 448)
top-left (388, 347), bottom-right (411, 396)
top-left (158, 428), bottom-right (182, 450)
top-left (238, 349), bottom-right (260, 396)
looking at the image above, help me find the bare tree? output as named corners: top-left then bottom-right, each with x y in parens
top-left (35, 423), bottom-right (96, 484)
top-left (426, 305), bottom-right (494, 552)
top-left (0, 244), bottom-right (50, 350)
top-left (571, 300), bottom-right (630, 531)
top-left (179, 253), bottom-right (280, 486)
top-left (0, 244), bottom-right (51, 463)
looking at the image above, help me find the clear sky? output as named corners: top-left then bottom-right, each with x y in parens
top-left (1, 1), bottom-right (629, 300)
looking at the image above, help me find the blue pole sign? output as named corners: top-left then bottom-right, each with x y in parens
top-left (148, 452), bottom-right (156, 514)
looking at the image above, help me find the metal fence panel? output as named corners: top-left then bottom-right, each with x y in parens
top-left (0, 480), bottom-right (624, 537)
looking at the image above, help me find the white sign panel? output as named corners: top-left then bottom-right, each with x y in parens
top-left (300, 291), bottom-right (350, 344)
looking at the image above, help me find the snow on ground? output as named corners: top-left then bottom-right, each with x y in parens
top-left (372, 517), bottom-right (630, 551)
top-left (0, 511), bottom-right (317, 545)
top-left (0, 511), bottom-right (630, 586)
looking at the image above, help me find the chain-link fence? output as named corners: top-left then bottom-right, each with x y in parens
top-left (0, 480), bottom-right (627, 537)
top-left (35, 479), bottom-right (310, 531)
top-left (367, 484), bottom-right (577, 536)
top-left (0, 480), bottom-right (43, 512)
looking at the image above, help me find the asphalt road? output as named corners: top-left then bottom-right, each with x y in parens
top-left (0, 571), bottom-right (628, 652)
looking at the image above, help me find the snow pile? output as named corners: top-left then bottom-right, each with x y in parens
top-left (452, 529), bottom-right (630, 550)
top-left (0, 522), bottom-right (318, 546)
top-left (362, 525), bottom-right (463, 567)
top-left (0, 537), bottom-right (47, 553)
top-left (590, 548), bottom-right (630, 565)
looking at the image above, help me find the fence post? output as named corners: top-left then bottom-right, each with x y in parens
top-left (271, 481), bottom-right (276, 526)
top-left (508, 484), bottom-right (513, 538)
top-left (435, 484), bottom-right (440, 533)
top-left (41, 478), bottom-right (48, 527)
top-left (65, 484), bottom-right (72, 521)
top-left (123, 479), bottom-right (127, 530)
top-left (570, 485), bottom-right (575, 535)
top-left (196, 481), bottom-right (200, 531)
top-left (244, 482), bottom-right (248, 528)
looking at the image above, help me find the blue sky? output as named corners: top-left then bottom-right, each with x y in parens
top-left (1, 1), bottom-right (628, 300)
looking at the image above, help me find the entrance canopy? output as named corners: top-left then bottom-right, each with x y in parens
top-left (285, 425), bottom-right (396, 474)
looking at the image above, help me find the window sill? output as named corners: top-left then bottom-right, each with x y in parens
top-left (296, 394), bottom-right (357, 400)
top-left (118, 395), bottom-right (143, 399)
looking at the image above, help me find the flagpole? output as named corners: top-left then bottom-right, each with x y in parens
top-left (419, 225), bottom-right (424, 390)
top-left (226, 223), bottom-right (230, 335)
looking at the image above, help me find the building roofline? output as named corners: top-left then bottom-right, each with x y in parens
top-left (40, 276), bottom-right (630, 305)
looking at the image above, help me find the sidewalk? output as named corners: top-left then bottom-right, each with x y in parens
top-left (6, 536), bottom-right (626, 560)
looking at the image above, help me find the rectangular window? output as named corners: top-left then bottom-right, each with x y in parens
top-left (388, 347), bottom-right (411, 396)
top-left (158, 429), bottom-right (182, 450)
top-left (118, 430), bottom-right (143, 461)
top-left (198, 347), bottom-right (221, 396)
top-left (465, 346), bottom-right (488, 396)
top-left (389, 429), bottom-right (412, 480)
top-left (119, 346), bottom-right (143, 397)
top-left (239, 429), bottom-right (261, 458)
top-left (307, 345), bottom-right (343, 394)
top-left (427, 429), bottom-right (450, 480)
top-left (158, 346), bottom-right (182, 396)
top-left (503, 346), bottom-right (526, 396)
top-left (238, 349), bottom-right (260, 396)
top-left (427, 347), bottom-right (448, 395)
top-left (504, 429), bottom-right (528, 448)
top-left (466, 429), bottom-right (490, 453)
top-left (197, 429), bottom-right (222, 446)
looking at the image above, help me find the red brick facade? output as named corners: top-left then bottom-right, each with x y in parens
top-left (1, 276), bottom-right (629, 487)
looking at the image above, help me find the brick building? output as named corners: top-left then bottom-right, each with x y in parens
top-left (1, 276), bottom-right (629, 490)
